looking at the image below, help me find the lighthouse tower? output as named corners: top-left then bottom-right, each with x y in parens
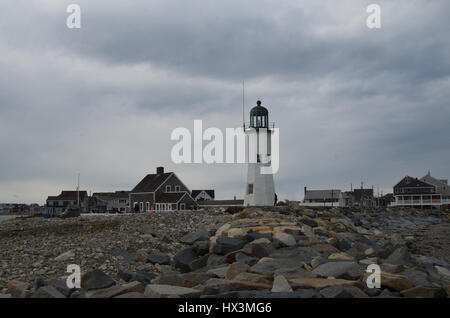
top-left (244, 100), bottom-right (276, 206)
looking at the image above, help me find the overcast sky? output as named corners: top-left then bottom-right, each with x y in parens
top-left (1, 0), bottom-right (449, 204)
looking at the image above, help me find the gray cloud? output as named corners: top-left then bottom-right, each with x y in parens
top-left (0, 0), bottom-right (449, 203)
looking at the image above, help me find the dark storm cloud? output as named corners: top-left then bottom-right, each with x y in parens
top-left (0, 0), bottom-right (449, 203)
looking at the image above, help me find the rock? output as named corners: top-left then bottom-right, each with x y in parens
top-left (88, 281), bottom-right (144, 298)
top-left (173, 248), bottom-right (199, 272)
top-left (226, 263), bottom-right (249, 280)
top-left (144, 284), bottom-right (201, 298)
top-left (400, 286), bottom-right (447, 298)
top-left (320, 285), bottom-right (353, 298)
top-left (271, 275), bottom-right (293, 292)
top-left (198, 279), bottom-right (272, 295)
top-left (32, 286), bottom-right (66, 298)
top-left (206, 254), bottom-right (225, 267)
top-left (189, 254), bottom-right (209, 271)
top-left (212, 237), bottom-right (246, 255)
top-left (312, 261), bottom-right (361, 279)
top-left (207, 266), bottom-right (229, 279)
top-left (54, 250), bottom-right (75, 262)
top-left (180, 230), bottom-right (210, 245)
top-left (399, 269), bottom-right (432, 287)
top-left (115, 292), bottom-right (146, 298)
top-left (233, 272), bottom-right (272, 285)
top-left (147, 251), bottom-right (171, 265)
top-left (435, 266), bottom-right (450, 283)
top-left (4, 280), bottom-right (30, 297)
top-left (343, 285), bottom-right (369, 298)
top-left (288, 278), bottom-right (356, 289)
top-left (226, 228), bottom-right (248, 239)
top-left (193, 241), bottom-right (210, 255)
top-left (246, 232), bottom-right (273, 242)
top-left (81, 269), bottom-right (116, 290)
top-left (250, 243), bottom-right (270, 259)
top-left (250, 238), bottom-right (271, 245)
top-left (329, 253), bottom-right (353, 261)
top-left (118, 268), bottom-right (134, 282)
top-left (235, 253), bottom-right (259, 266)
top-left (47, 278), bottom-right (74, 297)
top-left (273, 232), bottom-right (296, 247)
top-left (380, 263), bottom-right (403, 274)
top-left (383, 247), bottom-right (410, 265)
top-left (133, 270), bottom-right (157, 285)
top-left (152, 272), bottom-right (215, 288)
top-left (299, 219), bottom-right (318, 228)
top-left (377, 272), bottom-right (414, 291)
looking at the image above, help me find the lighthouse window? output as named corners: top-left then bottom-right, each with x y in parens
top-left (248, 184), bottom-right (253, 194)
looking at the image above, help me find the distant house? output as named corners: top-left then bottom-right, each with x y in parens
top-left (392, 173), bottom-right (450, 208)
top-left (352, 188), bottom-right (375, 207)
top-left (338, 188), bottom-right (376, 207)
top-left (301, 187), bottom-right (341, 207)
top-left (191, 190), bottom-right (215, 201)
top-left (129, 167), bottom-right (198, 212)
top-left (93, 191), bottom-right (130, 213)
top-left (46, 191), bottom-right (89, 214)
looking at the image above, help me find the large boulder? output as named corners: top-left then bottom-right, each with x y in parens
top-left (213, 237), bottom-right (246, 255)
top-left (173, 248), bottom-right (199, 272)
top-left (180, 230), bottom-right (210, 245)
top-left (32, 286), bottom-right (66, 298)
top-left (144, 284), bottom-right (201, 298)
top-left (147, 251), bottom-right (171, 265)
top-left (81, 269), bottom-right (116, 291)
top-left (312, 261), bottom-right (361, 279)
top-left (271, 275), bottom-right (293, 293)
top-left (273, 232), bottom-right (296, 247)
top-left (319, 285), bottom-right (353, 298)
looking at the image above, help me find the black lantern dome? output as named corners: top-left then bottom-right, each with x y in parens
top-left (249, 100), bottom-right (269, 128)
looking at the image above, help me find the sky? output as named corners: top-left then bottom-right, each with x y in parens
top-left (0, 0), bottom-right (449, 204)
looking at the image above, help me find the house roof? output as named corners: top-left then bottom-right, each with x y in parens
top-left (304, 189), bottom-right (341, 200)
top-left (47, 191), bottom-right (88, 201)
top-left (421, 173), bottom-right (447, 187)
top-left (156, 192), bottom-right (187, 203)
top-left (191, 190), bottom-right (215, 199)
top-left (394, 176), bottom-right (434, 189)
top-left (131, 172), bottom-right (172, 193)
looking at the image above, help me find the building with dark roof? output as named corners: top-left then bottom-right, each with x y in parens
top-left (92, 191), bottom-right (130, 213)
top-left (46, 190), bottom-right (89, 214)
top-left (129, 167), bottom-right (198, 212)
top-left (302, 187), bottom-right (341, 206)
top-left (392, 173), bottom-right (450, 208)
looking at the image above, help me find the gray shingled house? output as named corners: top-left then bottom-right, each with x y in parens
top-left (129, 167), bottom-right (198, 212)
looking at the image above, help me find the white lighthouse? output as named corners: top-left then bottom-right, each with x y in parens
top-left (244, 100), bottom-right (276, 206)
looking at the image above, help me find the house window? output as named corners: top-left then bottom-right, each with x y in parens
top-left (175, 186), bottom-right (180, 192)
top-left (180, 203), bottom-right (186, 210)
top-left (248, 184), bottom-right (253, 194)
top-left (119, 207), bottom-right (125, 212)
top-left (166, 185), bottom-right (171, 192)
top-left (119, 199), bottom-right (127, 205)
top-left (146, 202), bottom-right (150, 212)
top-left (139, 202), bottom-right (143, 212)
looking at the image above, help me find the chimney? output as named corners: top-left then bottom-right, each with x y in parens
top-left (156, 167), bottom-right (164, 174)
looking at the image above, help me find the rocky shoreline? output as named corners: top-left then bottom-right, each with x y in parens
top-left (0, 207), bottom-right (449, 298)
